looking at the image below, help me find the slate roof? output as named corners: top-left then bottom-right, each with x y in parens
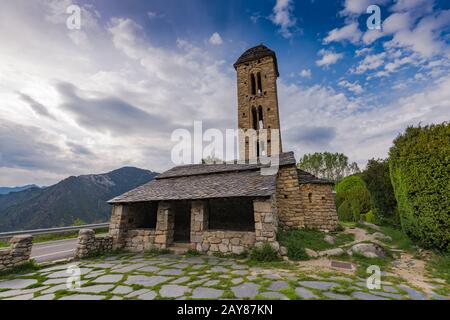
top-left (233, 44), bottom-right (279, 77)
top-left (297, 169), bottom-right (334, 185)
top-left (108, 152), bottom-right (295, 203)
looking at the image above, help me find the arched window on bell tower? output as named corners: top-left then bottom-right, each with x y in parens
top-left (257, 72), bottom-right (262, 95)
top-left (251, 107), bottom-right (258, 130)
top-left (258, 106), bottom-right (264, 129)
top-left (250, 74), bottom-right (256, 95)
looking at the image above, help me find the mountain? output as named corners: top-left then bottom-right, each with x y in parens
top-left (0, 167), bottom-right (158, 232)
top-left (0, 184), bottom-right (41, 195)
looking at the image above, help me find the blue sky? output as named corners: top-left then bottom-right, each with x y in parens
top-left (0, 0), bottom-right (449, 186)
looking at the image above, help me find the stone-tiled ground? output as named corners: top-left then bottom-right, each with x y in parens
top-left (0, 252), bottom-right (448, 300)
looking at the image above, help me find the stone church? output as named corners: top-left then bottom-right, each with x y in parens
top-left (108, 44), bottom-right (338, 254)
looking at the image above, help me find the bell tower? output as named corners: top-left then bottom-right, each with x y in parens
top-left (233, 44), bottom-right (282, 160)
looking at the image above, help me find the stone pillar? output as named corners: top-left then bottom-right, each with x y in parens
top-left (253, 198), bottom-right (280, 251)
top-left (10, 235), bottom-right (33, 265)
top-left (190, 200), bottom-right (209, 251)
top-left (75, 229), bottom-right (112, 259)
top-left (109, 204), bottom-right (129, 250)
top-left (0, 235), bottom-right (33, 272)
top-left (75, 229), bottom-right (95, 258)
top-left (154, 202), bottom-right (174, 249)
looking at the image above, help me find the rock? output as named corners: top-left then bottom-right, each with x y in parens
top-left (351, 243), bottom-right (386, 258)
top-left (360, 222), bottom-right (381, 231)
top-left (76, 284), bottom-right (114, 293)
top-left (280, 246), bottom-right (288, 256)
top-left (59, 294), bottom-right (105, 300)
top-left (191, 287), bottom-right (223, 299)
top-left (0, 278), bottom-right (37, 290)
top-left (112, 286), bottom-right (133, 295)
top-left (324, 235), bottom-right (336, 245)
top-left (260, 291), bottom-right (288, 300)
top-left (158, 268), bottom-right (183, 276)
top-left (298, 281), bottom-right (339, 290)
top-left (125, 275), bottom-right (169, 287)
top-left (352, 291), bottom-right (388, 300)
top-left (322, 292), bottom-right (352, 300)
top-left (159, 285), bottom-right (190, 298)
top-left (269, 242), bottom-right (280, 251)
top-left (319, 248), bottom-right (344, 257)
top-left (295, 287), bottom-right (318, 299)
top-left (373, 232), bottom-right (392, 242)
top-left (231, 283), bottom-right (260, 298)
top-left (267, 281), bottom-right (289, 291)
top-left (305, 248), bottom-right (318, 258)
top-left (93, 274), bottom-right (123, 283)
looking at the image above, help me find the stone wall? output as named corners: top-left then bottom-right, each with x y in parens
top-left (200, 231), bottom-right (256, 255)
top-left (75, 229), bottom-right (113, 259)
top-left (0, 235), bottom-right (33, 272)
top-left (300, 184), bottom-right (338, 231)
top-left (124, 229), bottom-right (156, 252)
top-left (110, 203), bottom-right (158, 249)
top-left (276, 165), bottom-right (305, 230)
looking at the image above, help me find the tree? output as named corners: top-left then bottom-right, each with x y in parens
top-left (389, 123), bottom-right (450, 251)
top-left (297, 152), bottom-right (360, 182)
top-left (335, 175), bottom-right (371, 222)
top-left (361, 158), bottom-right (398, 225)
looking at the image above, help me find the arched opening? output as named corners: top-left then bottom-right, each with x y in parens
top-left (308, 193), bottom-right (312, 203)
top-left (258, 106), bottom-right (264, 129)
top-left (250, 74), bottom-right (256, 95)
top-left (257, 72), bottom-right (262, 95)
top-left (251, 107), bottom-right (258, 130)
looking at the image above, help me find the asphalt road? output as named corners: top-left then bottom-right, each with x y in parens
top-left (31, 238), bottom-right (78, 263)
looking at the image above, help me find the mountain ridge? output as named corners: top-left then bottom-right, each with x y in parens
top-left (0, 167), bottom-right (158, 232)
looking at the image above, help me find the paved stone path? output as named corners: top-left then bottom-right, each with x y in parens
top-left (0, 252), bottom-right (448, 300)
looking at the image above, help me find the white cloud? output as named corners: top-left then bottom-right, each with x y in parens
top-left (323, 22), bottom-right (362, 44)
top-left (340, 0), bottom-right (389, 16)
top-left (338, 80), bottom-right (364, 94)
top-left (299, 69), bottom-right (312, 78)
top-left (391, 0), bottom-right (434, 13)
top-left (280, 73), bottom-right (450, 169)
top-left (208, 32), bottom-right (223, 45)
top-left (352, 52), bottom-right (386, 74)
top-left (0, 2), bottom-right (235, 185)
top-left (315, 49), bottom-right (344, 67)
top-left (270, 0), bottom-right (297, 38)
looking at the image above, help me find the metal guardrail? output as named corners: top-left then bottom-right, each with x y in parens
top-left (0, 223), bottom-right (109, 240)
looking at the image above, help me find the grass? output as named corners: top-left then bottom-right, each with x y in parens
top-left (277, 228), bottom-right (355, 260)
top-left (427, 253), bottom-right (450, 285)
top-left (378, 225), bottom-right (415, 252)
top-left (184, 249), bottom-right (202, 257)
top-left (0, 260), bottom-right (41, 278)
top-left (249, 243), bottom-right (280, 262)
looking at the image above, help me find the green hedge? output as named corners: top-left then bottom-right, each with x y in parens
top-left (389, 123), bottom-right (450, 251)
top-left (335, 175), bottom-right (371, 222)
top-left (361, 159), bottom-right (398, 225)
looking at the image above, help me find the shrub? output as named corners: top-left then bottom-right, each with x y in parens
top-left (361, 210), bottom-right (377, 223)
top-left (335, 175), bottom-right (371, 222)
top-left (249, 243), bottom-right (280, 262)
top-left (389, 123), bottom-right (450, 251)
top-left (361, 159), bottom-right (399, 225)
